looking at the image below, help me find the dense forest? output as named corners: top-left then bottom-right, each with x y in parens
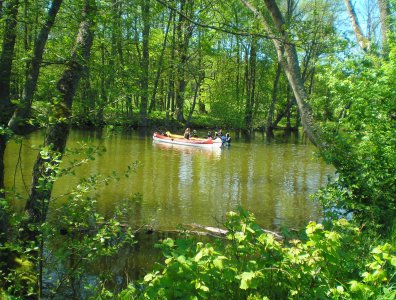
top-left (0, 0), bottom-right (395, 298)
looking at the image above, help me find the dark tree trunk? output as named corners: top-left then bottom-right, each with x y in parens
top-left (244, 38), bottom-right (257, 135)
top-left (175, 0), bottom-right (186, 122)
top-left (139, 0), bottom-right (150, 127)
top-left (8, 0), bottom-right (63, 134)
top-left (97, 41), bottom-right (106, 125)
top-left (0, 0), bottom-right (20, 246)
top-left (0, 0), bottom-right (19, 116)
top-left (82, 65), bottom-right (94, 116)
top-left (266, 62), bottom-right (282, 136)
top-left (175, 0), bottom-right (194, 123)
top-left (166, 10), bottom-right (177, 124)
top-left (234, 8), bottom-right (241, 110)
top-left (0, 0), bottom-right (19, 195)
top-left (149, 8), bottom-right (172, 113)
top-left (23, 0), bottom-right (96, 244)
top-left (0, 138), bottom-right (7, 230)
top-left (186, 70), bottom-right (204, 126)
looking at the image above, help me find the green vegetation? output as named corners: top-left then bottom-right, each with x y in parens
top-left (1, 0), bottom-right (395, 298)
top-left (122, 209), bottom-right (395, 299)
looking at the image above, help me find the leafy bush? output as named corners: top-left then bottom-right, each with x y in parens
top-left (313, 52), bottom-right (396, 231)
top-left (122, 209), bottom-right (396, 299)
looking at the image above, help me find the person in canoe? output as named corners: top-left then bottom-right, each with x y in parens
top-left (192, 130), bottom-right (198, 138)
top-left (184, 128), bottom-right (190, 139)
top-left (224, 132), bottom-right (231, 146)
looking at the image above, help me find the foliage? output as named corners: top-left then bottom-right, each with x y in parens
top-left (122, 209), bottom-right (395, 299)
top-left (313, 48), bottom-right (396, 230)
top-left (0, 144), bottom-right (138, 298)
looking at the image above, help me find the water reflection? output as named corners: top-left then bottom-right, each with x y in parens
top-left (5, 129), bottom-right (334, 232)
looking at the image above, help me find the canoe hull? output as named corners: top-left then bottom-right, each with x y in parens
top-left (153, 132), bottom-right (222, 148)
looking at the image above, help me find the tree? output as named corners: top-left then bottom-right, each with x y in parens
top-left (139, 0), bottom-right (150, 126)
top-left (377, 0), bottom-right (391, 56)
top-left (0, 0), bottom-right (20, 250)
top-left (175, 0), bottom-right (195, 122)
top-left (344, 0), bottom-right (371, 52)
top-left (149, 8), bottom-right (173, 113)
top-left (241, 0), bottom-right (323, 148)
top-left (8, 0), bottom-right (63, 134)
top-left (0, 0), bottom-right (19, 198)
top-left (23, 0), bottom-right (96, 246)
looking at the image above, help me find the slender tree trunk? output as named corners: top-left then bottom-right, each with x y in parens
top-left (82, 65), bottom-right (94, 116)
top-left (186, 76), bottom-right (201, 127)
top-left (250, 38), bottom-right (256, 124)
top-left (0, 138), bottom-right (7, 236)
top-left (175, 0), bottom-right (186, 122)
top-left (243, 46), bottom-right (251, 131)
top-left (97, 42), bottom-right (106, 125)
top-left (377, 0), bottom-right (391, 57)
top-left (266, 62), bottom-right (281, 136)
top-left (149, 9), bottom-right (172, 113)
top-left (8, 0), bottom-right (63, 134)
top-left (187, 64), bottom-right (204, 126)
top-left (244, 38), bottom-right (256, 134)
top-left (139, 0), bottom-right (150, 127)
top-left (23, 0), bottom-right (30, 77)
top-left (0, 0), bottom-right (20, 282)
top-left (344, 0), bottom-right (371, 52)
top-left (175, 0), bottom-right (194, 123)
top-left (166, 10), bottom-right (177, 123)
top-left (23, 0), bottom-right (96, 244)
top-left (236, 37), bottom-right (241, 106)
top-left (0, 0), bottom-right (19, 196)
top-left (242, 0), bottom-right (323, 148)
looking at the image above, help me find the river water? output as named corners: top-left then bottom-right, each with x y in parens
top-left (5, 128), bottom-right (333, 232)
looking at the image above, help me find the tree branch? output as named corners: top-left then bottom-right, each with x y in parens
top-left (156, 0), bottom-right (282, 41)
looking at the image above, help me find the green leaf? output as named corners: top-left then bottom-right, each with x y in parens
top-left (194, 250), bottom-right (203, 262)
top-left (144, 273), bottom-right (154, 282)
top-left (390, 256), bottom-right (396, 267)
top-left (239, 272), bottom-right (255, 290)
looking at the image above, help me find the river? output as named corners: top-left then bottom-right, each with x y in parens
top-left (5, 128), bottom-right (333, 232)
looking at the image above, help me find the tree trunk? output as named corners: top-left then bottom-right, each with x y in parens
top-left (244, 38), bottom-right (257, 135)
top-left (23, 0), bottom-right (96, 244)
top-left (242, 0), bottom-right (323, 148)
top-left (8, 0), bottom-right (63, 134)
top-left (166, 10), bottom-right (177, 124)
top-left (149, 8), bottom-right (172, 113)
top-left (175, 0), bottom-right (194, 123)
top-left (97, 40), bottom-right (106, 125)
top-left (377, 0), bottom-right (391, 57)
top-left (82, 65), bottom-right (94, 117)
top-left (0, 138), bottom-right (7, 236)
top-left (266, 62), bottom-right (281, 136)
top-left (0, 0), bottom-right (19, 196)
top-left (0, 0), bottom-right (20, 248)
top-left (139, 0), bottom-right (150, 127)
top-left (344, 0), bottom-right (371, 52)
